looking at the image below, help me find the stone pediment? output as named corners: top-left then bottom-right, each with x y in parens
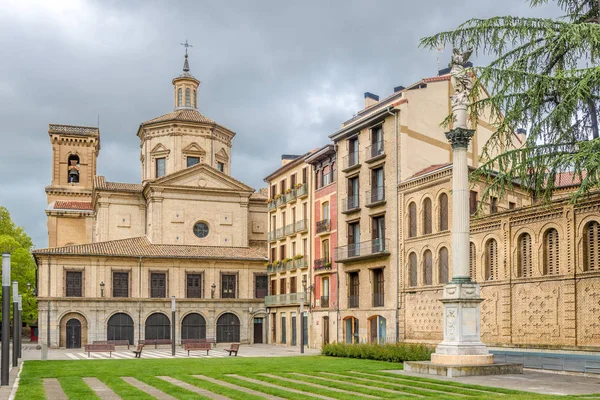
top-left (150, 163), bottom-right (254, 192)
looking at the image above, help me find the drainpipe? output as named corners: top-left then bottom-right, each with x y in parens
top-left (386, 106), bottom-right (400, 343)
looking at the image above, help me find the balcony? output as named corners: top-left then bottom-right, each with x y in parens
top-left (314, 258), bottom-right (332, 272)
top-left (341, 195), bottom-right (360, 214)
top-left (365, 142), bottom-right (385, 163)
top-left (295, 183), bottom-right (308, 198)
top-left (320, 296), bottom-right (329, 308)
top-left (267, 200), bottom-right (276, 211)
top-left (316, 219), bottom-right (330, 234)
top-left (275, 196), bottom-right (286, 208)
top-left (373, 293), bottom-right (384, 307)
top-left (266, 264), bottom-right (276, 274)
top-left (267, 231), bottom-right (276, 242)
top-left (366, 187), bottom-right (385, 207)
top-left (342, 152), bottom-right (360, 172)
top-left (294, 256), bottom-right (308, 269)
top-left (285, 190), bottom-right (297, 203)
top-left (295, 219), bottom-right (308, 233)
top-left (335, 238), bottom-right (390, 263)
top-left (349, 294), bottom-right (359, 308)
top-left (276, 227), bottom-right (285, 240)
top-left (264, 292), bottom-right (309, 307)
top-left (285, 223), bottom-right (295, 236)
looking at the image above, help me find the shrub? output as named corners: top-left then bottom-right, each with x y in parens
top-left (321, 342), bottom-right (433, 363)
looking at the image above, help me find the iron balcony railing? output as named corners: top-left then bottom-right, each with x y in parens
top-left (295, 219), bottom-right (308, 233)
top-left (342, 151), bottom-right (359, 169)
top-left (285, 190), bottom-right (297, 203)
top-left (285, 223), bottom-right (295, 236)
top-left (264, 292), bottom-right (309, 307)
top-left (335, 238), bottom-right (390, 261)
top-left (283, 260), bottom-right (294, 270)
top-left (366, 187), bottom-right (385, 205)
top-left (373, 293), bottom-right (384, 307)
top-left (366, 142), bottom-right (384, 160)
top-left (349, 294), bottom-right (359, 308)
top-left (267, 201), bottom-right (276, 211)
top-left (267, 264), bottom-right (276, 274)
top-left (320, 296), bottom-right (329, 308)
top-left (296, 183), bottom-right (308, 198)
top-left (267, 231), bottom-right (276, 242)
top-left (275, 196), bottom-right (286, 208)
top-left (294, 257), bottom-right (308, 269)
top-left (342, 195), bottom-right (360, 212)
top-left (276, 227), bottom-right (285, 240)
top-left (314, 258), bottom-right (331, 271)
top-left (316, 219), bottom-right (330, 234)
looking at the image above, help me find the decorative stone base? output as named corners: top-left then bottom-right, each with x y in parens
top-left (431, 353), bottom-right (494, 365)
top-left (404, 361), bottom-right (523, 377)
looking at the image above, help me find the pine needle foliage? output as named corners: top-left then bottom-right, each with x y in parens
top-left (420, 0), bottom-right (600, 203)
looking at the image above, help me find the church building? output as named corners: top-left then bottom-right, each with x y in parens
top-left (33, 51), bottom-right (269, 349)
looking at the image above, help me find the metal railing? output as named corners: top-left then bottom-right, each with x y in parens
top-left (349, 295), bottom-right (359, 308)
top-left (342, 152), bottom-right (359, 169)
top-left (296, 184), bottom-right (308, 198)
top-left (267, 231), bottom-right (276, 242)
top-left (373, 293), bottom-right (384, 307)
top-left (335, 238), bottom-right (390, 261)
top-left (320, 296), bottom-right (329, 308)
top-left (285, 190), bottom-right (296, 203)
top-left (342, 195), bottom-right (360, 212)
top-left (366, 142), bottom-right (384, 160)
top-left (264, 292), bottom-right (309, 307)
top-left (276, 227), bottom-right (285, 240)
top-left (267, 201), bottom-right (276, 211)
top-left (275, 196), bottom-right (286, 208)
top-left (314, 258), bottom-right (331, 271)
top-left (294, 257), bottom-right (308, 269)
top-left (285, 223), bottom-right (295, 236)
top-left (295, 219), bottom-right (308, 233)
top-left (316, 219), bottom-right (330, 234)
top-left (267, 264), bottom-right (276, 274)
top-left (366, 187), bottom-right (385, 205)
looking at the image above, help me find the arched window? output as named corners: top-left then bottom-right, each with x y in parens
top-left (544, 228), bottom-right (560, 275)
top-left (177, 88), bottom-right (182, 107)
top-left (517, 233), bottom-right (532, 278)
top-left (423, 198), bottom-right (432, 234)
top-left (439, 193), bottom-right (448, 231)
top-left (193, 90), bottom-right (197, 108)
top-left (181, 313), bottom-right (206, 340)
top-left (409, 252), bottom-right (417, 287)
top-left (408, 202), bottom-right (417, 238)
top-left (469, 242), bottom-right (476, 281)
top-left (107, 313), bottom-right (134, 345)
top-left (584, 221), bottom-right (600, 271)
top-left (485, 239), bottom-right (499, 280)
top-left (368, 315), bottom-right (386, 344)
top-left (185, 88), bottom-right (191, 107)
top-left (67, 154), bottom-right (80, 184)
top-left (344, 316), bottom-right (359, 344)
top-left (423, 249), bottom-right (433, 285)
top-left (216, 313), bottom-right (240, 343)
top-left (439, 247), bottom-right (449, 284)
top-left (145, 313), bottom-right (170, 340)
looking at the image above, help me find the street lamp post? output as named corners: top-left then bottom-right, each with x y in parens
top-left (11, 281), bottom-right (18, 368)
top-left (1, 254), bottom-right (10, 385)
top-left (300, 276), bottom-right (307, 354)
top-left (17, 295), bottom-right (22, 359)
top-left (171, 296), bottom-right (176, 356)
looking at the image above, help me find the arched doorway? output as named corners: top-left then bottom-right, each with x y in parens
top-left (181, 313), bottom-right (206, 340)
top-left (66, 319), bottom-right (81, 348)
top-left (216, 313), bottom-right (240, 343)
top-left (369, 315), bottom-right (386, 344)
top-left (145, 313), bottom-right (170, 340)
top-left (107, 313), bottom-right (134, 345)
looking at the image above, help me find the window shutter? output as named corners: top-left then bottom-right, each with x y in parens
top-left (469, 242), bottom-right (476, 280)
top-left (586, 221), bottom-right (600, 271)
top-left (439, 247), bottom-right (449, 284)
top-left (409, 253), bottom-right (418, 287)
top-left (423, 250), bottom-right (433, 285)
top-left (423, 198), bottom-right (432, 235)
top-left (544, 229), bottom-right (559, 275)
top-left (409, 203), bottom-right (417, 238)
top-left (518, 233), bottom-right (532, 277)
top-left (486, 239), bottom-right (498, 280)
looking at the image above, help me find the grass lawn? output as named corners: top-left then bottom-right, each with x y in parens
top-left (16, 356), bottom-right (596, 400)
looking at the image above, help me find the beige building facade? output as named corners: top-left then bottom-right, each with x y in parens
top-left (34, 53), bottom-right (269, 349)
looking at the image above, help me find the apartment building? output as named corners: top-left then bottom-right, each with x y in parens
top-left (264, 155), bottom-right (312, 347)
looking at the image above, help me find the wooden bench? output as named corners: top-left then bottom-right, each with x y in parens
top-left (139, 339), bottom-right (172, 349)
top-left (132, 344), bottom-right (144, 358)
top-left (184, 342), bottom-right (212, 356)
top-left (224, 343), bottom-right (239, 356)
top-left (93, 340), bottom-right (130, 349)
top-left (84, 344), bottom-right (115, 358)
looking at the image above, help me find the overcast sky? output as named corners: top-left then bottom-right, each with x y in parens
top-left (0, 0), bottom-right (559, 248)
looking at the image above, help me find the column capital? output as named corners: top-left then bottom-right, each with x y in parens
top-left (445, 127), bottom-right (475, 149)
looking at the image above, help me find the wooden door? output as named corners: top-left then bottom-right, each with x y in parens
top-left (66, 319), bottom-right (81, 349)
top-left (253, 318), bottom-right (263, 344)
top-left (323, 317), bottom-right (329, 345)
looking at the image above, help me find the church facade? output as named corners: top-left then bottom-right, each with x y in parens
top-left (33, 53), bottom-right (269, 348)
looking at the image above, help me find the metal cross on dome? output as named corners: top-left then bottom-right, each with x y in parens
top-left (180, 39), bottom-right (193, 55)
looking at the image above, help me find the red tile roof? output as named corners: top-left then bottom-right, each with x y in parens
top-left (141, 108), bottom-right (215, 125)
top-left (423, 75), bottom-right (451, 83)
top-left (409, 163), bottom-right (453, 179)
top-left (553, 171), bottom-right (586, 188)
top-left (95, 176), bottom-right (143, 192)
top-left (53, 201), bottom-right (93, 211)
top-left (33, 236), bottom-right (268, 261)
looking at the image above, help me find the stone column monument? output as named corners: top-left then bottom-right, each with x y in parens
top-left (430, 47), bottom-right (494, 366)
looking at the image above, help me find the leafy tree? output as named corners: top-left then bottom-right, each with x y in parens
top-left (420, 0), bottom-right (600, 203)
top-left (0, 206), bottom-right (37, 324)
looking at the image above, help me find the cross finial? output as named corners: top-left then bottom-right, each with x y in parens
top-left (180, 39), bottom-right (193, 56)
top-left (180, 39), bottom-right (193, 73)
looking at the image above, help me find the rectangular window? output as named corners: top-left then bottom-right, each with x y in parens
top-left (509, 201), bottom-right (516, 210)
top-left (349, 272), bottom-right (359, 308)
top-left (322, 202), bottom-right (330, 220)
top-left (372, 215), bottom-right (385, 252)
top-left (271, 184), bottom-right (277, 199)
top-left (217, 162), bottom-right (225, 172)
top-left (270, 279), bottom-right (277, 295)
top-left (373, 268), bottom-right (384, 307)
top-left (490, 196), bottom-right (498, 214)
top-left (186, 273), bottom-right (202, 298)
top-left (371, 167), bottom-right (384, 203)
top-left (270, 247), bottom-right (276, 262)
top-left (348, 137), bottom-right (359, 166)
top-left (155, 157), bottom-right (166, 178)
top-left (322, 239), bottom-right (330, 262)
top-left (303, 238), bottom-right (308, 257)
top-left (348, 221), bottom-right (360, 257)
top-left (255, 275), bottom-right (268, 299)
top-left (281, 314), bottom-right (287, 344)
top-left (291, 174), bottom-right (297, 187)
top-left (290, 276), bottom-right (297, 293)
top-left (150, 273), bottom-right (166, 298)
top-left (303, 202), bottom-right (308, 220)
top-left (280, 180), bottom-right (286, 194)
top-left (279, 245), bottom-right (286, 260)
top-left (302, 167), bottom-right (307, 184)
top-left (112, 272), bottom-right (129, 298)
top-left (279, 278), bottom-right (286, 295)
top-left (470, 190), bottom-right (478, 215)
top-left (187, 157), bottom-right (200, 167)
top-left (348, 176), bottom-right (359, 209)
top-left (66, 271), bottom-right (82, 297)
top-left (221, 274), bottom-right (236, 298)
